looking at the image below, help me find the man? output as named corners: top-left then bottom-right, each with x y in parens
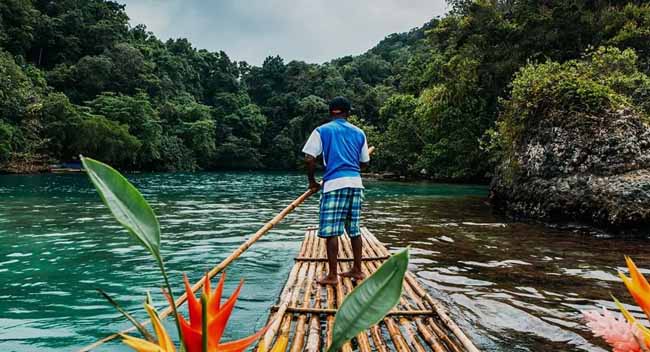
top-left (302, 96), bottom-right (370, 285)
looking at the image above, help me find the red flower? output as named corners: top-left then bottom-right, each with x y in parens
top-left (179, 273), bottom-right (267, 352)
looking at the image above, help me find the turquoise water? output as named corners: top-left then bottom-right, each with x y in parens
top-left (0, 172), bottom-right (646, 351)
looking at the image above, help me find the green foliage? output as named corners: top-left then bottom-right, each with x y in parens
top-left (158, 134), bottom-right (197, 171)
top-left (499, 46), bottom-right (650, 151)
top-left (603, 3), bottom-right (650, 69)
top-left (38, 92), bottom-right (85, 159)
top-left (329, 248), bottom-right (409, 352)
top-left (28, 0), bottom-right (129, 67)
top-left (0, 121), bottom-right (15, 162)
top-left (72, 114), bottom-right (141, 165)
top-left (0, 0), bottom-right (37, 55)
top-left (2, 0), bottom-right (650, 180)
top-left (375, 94), bottom-right (422, 173)
top-left (88, 92), bottom-right (162, 165)
top-left (0, 50), bottom-right (35, 122)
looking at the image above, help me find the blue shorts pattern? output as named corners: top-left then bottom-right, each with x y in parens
top-left (319, 188), bottom-right (363, 238)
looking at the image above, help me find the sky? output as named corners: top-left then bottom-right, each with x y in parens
top-left (119, 0), bottom-right (449, 66)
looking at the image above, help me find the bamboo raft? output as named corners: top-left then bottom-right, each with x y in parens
top-left (78, 146), bottom-right (480, 352)
top-left (259, 227), bottom-right (480, 352)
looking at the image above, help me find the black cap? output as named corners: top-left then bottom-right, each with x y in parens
top-left (329, 96), bottom-right (351, 116)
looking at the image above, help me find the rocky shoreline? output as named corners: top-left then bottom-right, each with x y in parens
top-left (490, 108), bottom-right (650, 235)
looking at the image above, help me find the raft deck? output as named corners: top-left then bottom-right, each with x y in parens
top-left (261, 227), bottom-right (479, 352)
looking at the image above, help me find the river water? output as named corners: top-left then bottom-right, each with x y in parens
top-left (0, 172), bottom-right (647, 351)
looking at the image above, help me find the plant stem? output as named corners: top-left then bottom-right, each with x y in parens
top-left (157, 257), bottom-right (186, 350)
top-left (202, 295), bottom-right (208, 352)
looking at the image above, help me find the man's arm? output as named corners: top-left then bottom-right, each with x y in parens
top-left (305, 155), bottom-right (321, 192)
top-left (302, 130), bottom-right (322, 192)
top-left (359, 135), bottom-right (370, 171)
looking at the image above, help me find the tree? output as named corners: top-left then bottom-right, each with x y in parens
top-left (0, 121), bottom-right (15, 162)
top-left (38, 92), bottom-right (85, 160)
top-left (88, 92), bottom-right (162, 165)
top-left (28, 0), bottom-right (129, 67)
top-left (0, 50), bottom-right (35, 122)
top-left (71, 114), bottom-right (141, 166)
top-left (0, 0), bottom-right (37, 56)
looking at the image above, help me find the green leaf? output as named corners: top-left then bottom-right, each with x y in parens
top-left (328, 248), bottom-right (409, 352)
top-left (81, 156), bottom-right (161, 258)
top-left (96, 288), bottom-right (155, 342)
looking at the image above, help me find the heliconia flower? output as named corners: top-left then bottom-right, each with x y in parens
top-left (619, 256), bottom-right (650, 320)
top-left (179, 272), bottom-right (268, 352)
top-left (583, 308), bottom-right (644, 352)
top-left (122, 273), bottom-right (268, 352)
top-left (121, 303), bottom-right (176, 352)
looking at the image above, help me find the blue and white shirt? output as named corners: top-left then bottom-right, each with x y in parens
top-left (302, 118), bottom-right (370, 193)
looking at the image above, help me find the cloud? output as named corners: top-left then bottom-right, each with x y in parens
top-left (119, 0), bottom-right (449, 65)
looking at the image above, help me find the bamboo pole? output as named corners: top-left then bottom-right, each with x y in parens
top-left (362, 228), bottom-right (460, 351)
top-left (269, 306), bottom-right (437, 316)
top-left (401, 279), bottom-right (452, 352)
top-left (362, 227), bottom-right (479, 352)
top-left (361, 232), bottom-right (429, 352)
top-left (294, 255), bottom-right (389, 262)
top-left (360, 241), bottom-right (389, 352)
top-left (354, 234), bottom-right (410, 352)
top-left (354, 231), bottom-right (394, 352)
top-left (385, 318), bottom-right (411, 351)
top-left (360, 234), bottom-right (416, 352)
top-left (416, 319), bottom-right (448, 352)
top-left (304, 240), bottom-right (324, 352)
top-left (334, 237), bottom-right (354, 352)
top-left (339, 237), bottom-right (372, 352)
top-left (325, 252), bottom-right (336, 350)
top-left (279, 232), bottom-right (316, 351)
top-left (271, 251), bottom-right (309, 352)
top-left (258, 231), bottom-right (312, 352)
top-left (401, 276), bottom-right (455, 352)
top-left (369, 324), bottom-right (389, 352)
top-left (289, 230), bottom-right (319, 352)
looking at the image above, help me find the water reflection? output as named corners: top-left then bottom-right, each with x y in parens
top-left (0, 173), bottom-right (647, 351)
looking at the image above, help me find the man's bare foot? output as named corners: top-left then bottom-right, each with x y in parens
top-left (316, 274), bottom-right (338, 285)
top-left (339, 270), bottom-right (365, 281)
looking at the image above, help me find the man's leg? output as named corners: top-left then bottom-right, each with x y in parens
top-left (317, 189), bottom-right (343, 285)
top-left (317, 236), bottom-right (339, 285)
top-left (339, 235), bottom-right (364, 280)
top-left (340, 189), bottom-right (365, 280)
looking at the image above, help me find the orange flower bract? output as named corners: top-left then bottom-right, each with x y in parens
top-left (619, 256), bottom-right (650, 320)
top-left (179, 272), bottom-right (268, 352)
top-left (122, 273), bottom-right (267, 352)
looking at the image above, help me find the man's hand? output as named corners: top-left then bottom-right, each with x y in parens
top-left (309, 180), bottom-right (321, 193)
top-left (305, 154), bottom-right (320, 193)
top-left (360, 161), bottom-right (369, 171)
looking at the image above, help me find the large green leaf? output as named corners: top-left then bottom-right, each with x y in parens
top-left (81, 156), bottom-right (161, 258)
top-left (328, 248), bottom-right (409, 352)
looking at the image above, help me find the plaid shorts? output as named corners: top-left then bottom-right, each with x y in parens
top-left (319, 187), bottom-right (363, 238)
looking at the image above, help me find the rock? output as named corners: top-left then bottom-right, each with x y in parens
top-left (490, 109), bottom-right (650, 234)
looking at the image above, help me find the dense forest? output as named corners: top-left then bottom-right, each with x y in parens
top-left (1, 0), bottom-right (650, 182)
